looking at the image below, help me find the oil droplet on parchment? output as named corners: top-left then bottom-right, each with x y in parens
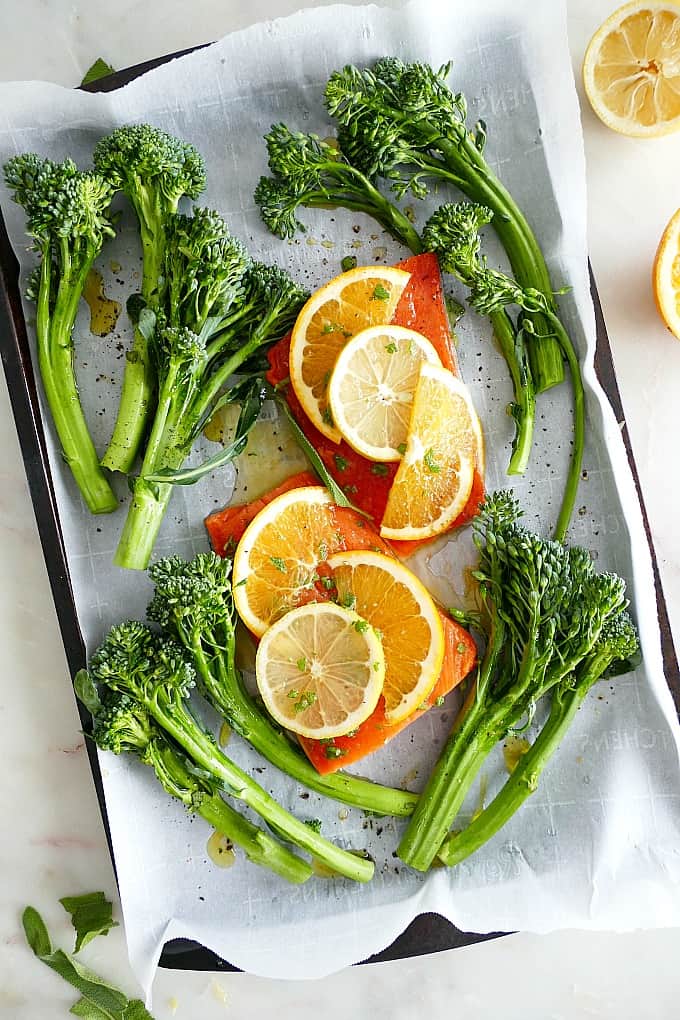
top-left (218, 722), bottom-right (231, 748)
top-left (206, 831), bottom-right (236, 869)
top-left (83, 268), bottom-right (121, 336)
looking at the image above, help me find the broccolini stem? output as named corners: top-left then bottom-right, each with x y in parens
top-left (193, 631), bottom-right (418, 817)
top-left (300, 186), bottom-right (424, 254)
top-left (397, 613), bottom-right (506, 871)
top-left (149, 738), bottom-right (312, 883)
top-left (489, 309), bottom-right (535, 475)
top-left (147, 704), bottom-right (374, 882)
top-left (36, 252), bottom-right (118, 514)
top-left (437, 678), bottom-right (588, 868)
top-left (113, 480), bottom-right (172, 570)
top-left (101, 191), bottom-right (166, 475)
top-left (545, 309), bottom-right (585, 543)
top-left (431, 131), bottom-right (564, 393)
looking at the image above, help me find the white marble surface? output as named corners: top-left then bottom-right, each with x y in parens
top-left (0, 0), bottom-right (679, 1016)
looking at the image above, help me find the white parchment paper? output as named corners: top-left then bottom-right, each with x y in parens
top-left (1, 0), bottom-right (680, 998)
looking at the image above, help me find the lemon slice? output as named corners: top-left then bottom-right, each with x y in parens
top-left (583, 2), bottom-right (680, 137)
top-left (255, 602), bottom-right (385, 738)
top-left (232, 486), bottom-right (339, 637)
top-left (289, 265), bottom-right (411, 442)
top-left (380, 364), bottom-right (482, 541)
top-left (327, 325), bottom-right (442, 461)
top-left (327, 549), bottom-right (445, 724)
top-left (653, 206), bottom-right (680, 337)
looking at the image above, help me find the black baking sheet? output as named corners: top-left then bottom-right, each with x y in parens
top-left (0, 48), bottom-right (677, 974)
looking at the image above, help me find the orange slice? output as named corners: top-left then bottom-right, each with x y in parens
top-left (653, 206), bottom-right (680, 338)
top-left (289, 265), bottom-right (410, 442)
top-left (326, 549), bottom-right (445, 724)
top-left (380, 364), bottom-right (482, 541)
top-left (583, 2), bottom-right (680, 137)
top-left (232, 486), bottom-right (338, 637)
top-left (327, 324), bottom-right (442, 461)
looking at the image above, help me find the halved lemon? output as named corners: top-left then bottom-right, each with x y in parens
top-left (255, 602), bottom-right (385, 738)
top-left (289, 265), bottom-right (411, 442)
top-left (653, 206), bottom-right (680, 337)
top-left (380, 364), bottom-right (482, 541)
top-left (327, 325), bottom-right (442, 461)
top-left (233, 486), bottom-right (340, 637)
top-left (583, 2), bottom-right (680, 137)
top-left (327, 549), bottom-right (445, 724)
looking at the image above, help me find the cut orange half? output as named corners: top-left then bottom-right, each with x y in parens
top-left (232, 486), bottom-right (338, 637)
top-left (653, 206), bottom-right (680, 338)
top-left (289, 265), bottom-right (411, 442)
top-left (380, 364), bottom-right (482, 541)
top-left (255, 602), bottom-right (385, 739)
top-left (326, 549), bottom-right (445, 724)
top-left (583, 2), bottom-right (680, 137)
top-left (328, 324), bottom-right (442, 461)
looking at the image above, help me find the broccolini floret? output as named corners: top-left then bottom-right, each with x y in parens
top-left (146, 552), bottom-right (418, 817)
top-left (84, 621), bottom-right (373, 882)
top-left (3, 153), bottom-right (118, 513)
top-left (398, 492), bottom-right (637, 871)
top-left (423, 202), bottom-right (585, 541)
top-left (93, 124), bottom-right (206, 473)
top-left (112, 206), bottom-right (307, 571)
top-left (324, 57), bottom-right (565, 394)
top-left (86, 688), bottom-right (312, 884)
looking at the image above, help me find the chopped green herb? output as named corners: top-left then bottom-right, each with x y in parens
top-left (373, 661), bottom-right (381, 672)
top-left (384, 341), bottom-right (398, 354)
top-left (340, 592), bottom-right (357, 610)
top-left (322, 407), bottom-right (334, 427)
top-left (435, 696), bottom-right (445, 707)
top-left (296, 657), bottom-right (308, 672)
top-left (370, 463), bottom-right (389, 476)
top-left (234, 578), bottom-right (247, 587)
top-left (343, 483), bottom-right (358, 495)
top-left (456, 642), bottom-right (467, 654)
top-left (269, 555), bottom-right (287, 572)
top-left (397, 442), bottom-right (407, 456)
top-left (318, 541), bottom-right (329, 561)
top-left (334, 454), bottom-right (350, 472)
top-left (322, 370), bottom-right (332, 387)
top-left (408, 340), bottom-right (417, 356)
top-left (320, 576), bottom-right (336, 590)
top-left (287, 689), bottom-right (301, 700)
top-left (424, 448), bottom-right (441, 474)
top-left (324, 744), bottom-right (348, 760)
top-left (418, 702), bottom-right (430, 712)
top-left (293, 691), bottom-right (317, 714)
top-left (373, 627), bottom-right (383, 641)
top-left (305, 818), bottom-right (323, 834)
top-left (371, 283), bottom-right (391, 301)
top-left (345, 728), bottom-right (359, 737)
top-left (341, 255), bottom-right (357, 272)
top-left (353, 619), bottom-right (369, 634)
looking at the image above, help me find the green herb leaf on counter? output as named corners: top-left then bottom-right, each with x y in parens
top-left (60, 891), bottom-right (118, 953)
top-left (80, 59), bottom-right (115, 87)
top-left (22, 906), bottom-right (154, 1020)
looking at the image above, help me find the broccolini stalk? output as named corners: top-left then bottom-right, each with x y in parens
top-left (113, 208), bottom-right (307, 570)
top-left (397, 492), bottom-right (631, 872)
top-left (324, 58), bottom-right (565, 393)
top-left (424, 202), bottom-right (585, 540)
top-left (436, 612), bottom-right (639, 868)
top-left (85, 687), bottom-right (312, 884)
top-left (93, 125), bottom-right (206, 473)
top-left (85, 622), bottom-right (374, 882)
top-left (3, 154), bottom-right (118, 514)
top-left (254, 124), bottom-right (423, 252)
top-left (146, 552), bottom-right (418, 817)
top-left (423, 202), bottom-right (535, 475)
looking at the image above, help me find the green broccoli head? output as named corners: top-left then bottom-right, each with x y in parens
top-left (265, 124), bottom-right (344, 191)
top-left (599, 610), bottom-right (640, 673)
top-left (92, 691), bottom-right (154, 755)
top-left (93, 123), bottom-right (206, 206)
top-left (154, 325), bottom-right (207, 377)
top-left (163, 208), bottom-right (251, 331)
top-left (88, 621), bottom-right (196, 706)
top-left (3, 153), bottom-right (116, 250)
top-left (147, 551), bottom-right (234, 638)
top-left (245, 261), bottom-right (309, 340)
top-left (254, 174), bottom-right (303, 240)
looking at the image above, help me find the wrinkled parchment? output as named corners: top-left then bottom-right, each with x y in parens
top-left (1, 0), bottom-right (679, 999)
